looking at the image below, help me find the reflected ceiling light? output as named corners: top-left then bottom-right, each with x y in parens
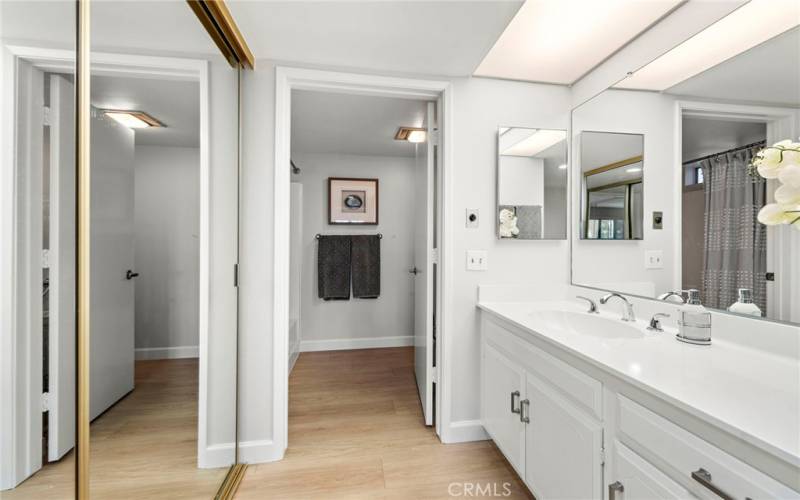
top-left (104, 110), bottom-right (164, 129)
top-left (618, 0), bottom-right (800, 91)
top-left (558, 164), bottom-right (568, 170)
top-left (395, 127), bottom-right (426, 143)
top-left (626, 167), bottom-right (642, 173)
top-left (502, 129), bottom-right (566, 157)
top-left (474, 0), bottom-right (682, 84)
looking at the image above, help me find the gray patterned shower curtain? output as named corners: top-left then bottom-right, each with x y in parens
top-left (700, 147), bottom-right (767, 312)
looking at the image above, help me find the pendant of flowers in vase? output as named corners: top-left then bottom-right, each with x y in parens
top-left (750, 139), bottom-right (800, 231)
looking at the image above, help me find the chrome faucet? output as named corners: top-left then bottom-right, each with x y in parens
top-left (647, 313), bottom-right (670, 332)
top-left (576, 296), bottom-right (599, 314)
top-left (599, 293), bottom-right (636, 322)
top-left (657, 290), bottom-right (686, 303)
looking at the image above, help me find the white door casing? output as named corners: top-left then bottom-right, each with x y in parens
top-left (48, 74), bottom-right (76, 461)
top-left (414, 102), bottom-right (436, 426)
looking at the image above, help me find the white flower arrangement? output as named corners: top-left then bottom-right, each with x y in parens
top-left (751, 139), bottom-right (800, 231)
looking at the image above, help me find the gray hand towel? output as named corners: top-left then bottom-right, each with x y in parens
top-left (351, 235), bottom-right (380, 299)
top-left (317, 235), bottom-right (351, 300)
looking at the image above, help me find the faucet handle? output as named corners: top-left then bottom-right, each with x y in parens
top-left (647, 313), bottom-right (670, 332)
top-left (576, 296), bottom-right (598, 314)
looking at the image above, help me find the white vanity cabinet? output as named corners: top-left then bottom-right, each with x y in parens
top-left (480, 312), bottom-right (800, 500)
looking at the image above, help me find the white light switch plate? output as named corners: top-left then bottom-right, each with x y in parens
top-left (466, 250), bottom-right (488, 271)
top-left (645, 250), bottom-right (664, 269)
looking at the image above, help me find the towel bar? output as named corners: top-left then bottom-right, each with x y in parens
top-left (315, 233), bottom-right (382, 239)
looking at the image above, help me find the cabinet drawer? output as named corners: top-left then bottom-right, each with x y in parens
top-left (484, 317), bottom-right (602, 419)
top-left (612, 441), bottom-right (694, 500)
top-left (617, 396), bottom-right (799, 499)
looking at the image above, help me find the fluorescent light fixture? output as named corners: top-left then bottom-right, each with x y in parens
top-left (502, 129), bottom-right (566, 157)
top-left (618, 0), bottom-right (800, 91)
top-left (626, 167), bottom-right (642, 173)
top-left (558, 164), bottom-right (568, 170)
top-left (475, 0), bottom-right (682, 84)
top-left (104, 110), bottom-right (164, 129)
top-left (395, 127), bottom-right (426, 143)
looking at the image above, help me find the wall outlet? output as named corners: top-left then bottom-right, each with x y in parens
top-left (645, 250), bottom-right (664, 269)
top-left (466, 250), bottom-right (488, 271)
top-left (466, 209), bottom-right (479, 228)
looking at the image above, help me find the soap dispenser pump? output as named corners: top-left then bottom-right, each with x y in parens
top-left (727, 288), bottom-right (762, 317)
top-left (676, 289), bottom-right (712, 345)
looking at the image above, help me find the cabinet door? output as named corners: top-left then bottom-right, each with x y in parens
top-left (525, 373), bottom-right (603, 500)
top-left (611, 441), bottom-right (695, 500)
top-left (482, 342), bottom-right (526, 475)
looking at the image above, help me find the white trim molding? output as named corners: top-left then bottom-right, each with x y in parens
top-left (134, 346), bottom-right (200, 361)
top-left (299, 336), bottom-right (414, 353)
top-left (273, 66), bottom-right (454, 463)
top-left (443, 420), bottom-right (489, 444)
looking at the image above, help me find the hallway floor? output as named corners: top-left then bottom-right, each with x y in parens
top-left (3, 359), bottom-right (225, 499)
top-left (236, 347), bottom-right (531, 499)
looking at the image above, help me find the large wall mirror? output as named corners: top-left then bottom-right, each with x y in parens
top-left (497, 127), bottom-right (568, 240)
top-left (571, 22), bottom-right (799, 324)
top-left (580, 131), bottom-right (644, 240)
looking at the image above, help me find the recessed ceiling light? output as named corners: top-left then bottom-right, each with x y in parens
top-left (474, 0), bottom-right (682, 84)
top-left (502, 129), bottom-right (566, 157)
top-left (558, 164), bottom-right (568, 170)
top-left (395, 127), bottom-right (426, 143)
top-left (617, 0), bottom-right (800, 91)
top-left (104, 110), bottom-right (165, 129)
top-left (626, 167), bottom-right (642, 173)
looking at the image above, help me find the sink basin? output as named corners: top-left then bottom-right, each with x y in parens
top-left (529, 310), bottom-right (643, 339)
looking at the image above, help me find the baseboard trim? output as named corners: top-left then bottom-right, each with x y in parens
top-left (135, 345), bottom-right (199, 361)
top-left (200, 439), bottom-right (284, 468)
top-left (299, 336), bottom-right (414, 352)
top-left (442, 419), bottom-right (489, 444)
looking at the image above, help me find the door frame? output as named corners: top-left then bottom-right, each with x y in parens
top-left (0, 45), bottom-right (212, 489)
top-left (672, 99), bottom-right (800, 324)
top-left (272, 66), bottom-right (455, 456)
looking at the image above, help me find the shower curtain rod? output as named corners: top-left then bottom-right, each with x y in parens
top-left (682, 140), bottom-right (766, 166)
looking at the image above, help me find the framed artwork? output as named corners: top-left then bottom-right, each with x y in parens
top-left (328, 177), bottom-right (379, 224)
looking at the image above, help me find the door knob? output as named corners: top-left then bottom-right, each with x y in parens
top-left (409, 267), bottom-right (420, 275)
top-left (126, 270), bottom-right (139, 280)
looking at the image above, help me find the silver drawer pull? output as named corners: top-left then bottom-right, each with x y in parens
top-left (520, 399), bottom-right (530, 423)
top-left (691, 468), bottom-right (735, 500)
top-left (510, 391), bottom-right (521, 414)
top-left (608, 481), bottom-right (624, 500)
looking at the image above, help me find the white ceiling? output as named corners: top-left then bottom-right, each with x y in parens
top-left (474, 0), bottom-right (682, 84)
top-left (227, 0), bottom-right (521, 76)
top-left (682, 117), bottom-right (766, 162)
top-left (665, 27), bottom-right (800, 106)
top-left (291, 90), bottom-right (427, 158)
top-left (581, 131), bottom-right (643, 172)
top-left (92, 75), bottom-right (200, 147)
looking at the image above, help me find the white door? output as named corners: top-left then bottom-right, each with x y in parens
top-left (611, 441), bottom-right (695, 500)
top-left (525, 373), bottom-right (603, 500)
top-left (414, 102), bottom-right (436, 426)
top-left (481, 342), bottom-right (526, 476)
top-left (48, 74), bottom-right (76, 460)
top-left (90, 111), bottom-right (136, 419)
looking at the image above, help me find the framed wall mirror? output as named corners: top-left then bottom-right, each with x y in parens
top-left (571, 22), bottom-right (799, 324)
top-left (497, 127), bottom-right (568, 240)
top-left (580, 131), bottom-right (644, 240)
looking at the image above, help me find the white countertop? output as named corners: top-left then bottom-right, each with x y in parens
top-left (478, 300), bottom-right (800, 468)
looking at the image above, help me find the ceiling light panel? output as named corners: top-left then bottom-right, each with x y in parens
top-left (618, 0), bottom-right (800, 91)
top-left (474, 0), bottom-right (682, 84)
top-left (104, 110), bottom-right (164, 129)
top-left (502, 129), bottom-right (566, 157)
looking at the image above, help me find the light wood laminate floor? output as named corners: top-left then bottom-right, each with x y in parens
top-left (2, 359), bottom-right (226, 499)
top-left (236, 347), bottom-right (532, 499)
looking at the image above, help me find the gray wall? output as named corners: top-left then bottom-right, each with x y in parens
top-left (133, 145), bottom-right (200, 358)
top-left (290, 152), bottom-right (416, 349)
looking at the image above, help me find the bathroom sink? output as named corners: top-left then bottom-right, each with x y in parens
top-left (529, 310), bottom-right (643, 339)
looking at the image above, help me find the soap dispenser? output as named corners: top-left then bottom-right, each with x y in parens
top-left (676, 289), bottom-right (712, 345)
top-left (727, 288), bottom-right (762, 317)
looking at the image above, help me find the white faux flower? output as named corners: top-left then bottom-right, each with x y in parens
top-left (755, 140), bottom-right (800, 179)
top-left (778, 163), bottom-right (800, 188)
top-left (758, 203), bottom-right (794, 225)
top-left (775, 184), bottom-right (800, 205)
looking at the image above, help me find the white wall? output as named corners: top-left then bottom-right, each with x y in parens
top-left (498, 156), bottom-right (544, 206)
top-left (133, 145), bottom-right (200, 360)
top-left (291, 152), bottom-right (417, 351)
top-left (571, 89), bottom-right (676, 297)
top-left (288, 182), bottom-right (302, 370)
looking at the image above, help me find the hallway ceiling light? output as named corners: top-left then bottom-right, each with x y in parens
top-left (626, 167), bottom-right (642, 173)
top-left (558, 164), bottom-right (568, 170)
top-left (617, 0), bottom-right (800, 91)
top-left (104, 110), bottom-right (165, 129)
top-left (502, 129), bottom-right (566, 157)
top-left (474, 0), bottom-right (682, 84)
top-left (395, 127), bottom-right (426, 143)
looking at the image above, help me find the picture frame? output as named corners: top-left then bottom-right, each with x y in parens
top-left (328, 177), bottom-right (379, 225)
